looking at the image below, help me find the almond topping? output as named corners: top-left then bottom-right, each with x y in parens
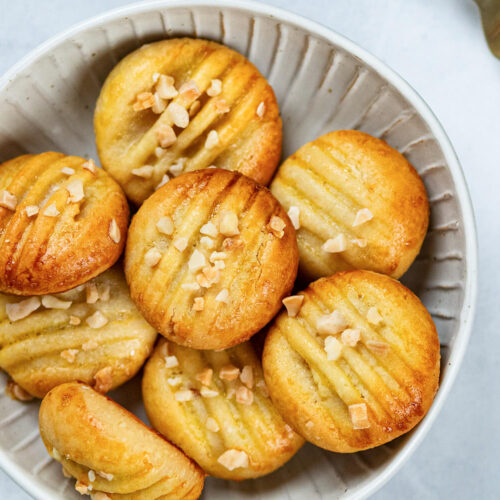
top-left (165, 355), bottom-right (179, 368)
top-left (179, 80), bottom-right (201, 100)
top-left (236, 385), bottom-right (254, 405)
top-left (215, 288), bottom-right (229, 303)
top-left (193, 297), bottom-right (205, 311)
top-left (200, 387), bottom-right (219, 398)
top-left (42, 295), bottom-right (72, 309)
top-left (69, 316), bottom-right (81, 326)
top-left (353, 208), bottom-right (373, 227)
top-left (341, 328), bottom-right (361, 347)
top-left (256, 379), bottom-right (269, 397)
top-left (94, 366), bottom-right (113, 393)
top-left (156, 124), bottom-right (177, 148)
top-left (210, 251), bottom-right (227, 262)
top-left (6, 381), bottom-right (33, 401)
top-left (206, 417), bottom-right (220, 432)
top-left (156, 74), bottom-right (178, 99)
top-left (82, 159), bottom-right (97, 173)
top-left (133, 91), bottom-right (154, 111)
top-left (109, 219), bottom-right (121, 244)
top-left (156, 216), bottom-right (174, 235)
top-left (151, 92), bottom-right (167, 114)
top-left (145, 247), bottom-right (162, 267)
top-left (324, 336), bottom-right (343, 360)
top-left (175, 389), bottom-right (194, 402)
top-left (223, 237), bottom-right (243, 250)
top-left (155, 146), bottom-right (167, 158)
top-left (82, 339), bottom-right (98, 351)
top-left (200, 221), bottom-right (218, 237)
top-left (366, 340), bottom-right (389, 356)
top-left (367, 307), bottom-right (383, 325)
top-left (167, 102), bottom-right (189, 128)
top-left (169, 158), bottom-right (187, 177)
top-left (316, 310), bottom-right (348, 335)
top-left (181, 282), bottom-right (200, 291)
top-left (131, 165), bottom-right (154, 179)
top-left (219, 211), bottom-right (239, 236)
top-left (156, 174), bottom-right (170, 190)
top-left (305, 420), bottom-right (314, 429)
top-left (214, 260), bottom-right (225, 270)
top-left (97, 471), bottom-right (114, 481)
top-left (43, 203), bottom-right (59, 217)
top-left (86, 311), bottom-right (108, 329)
top-left (6, 297), bottom-right (41, 322)
top-left (61, 167), bottom-right (75, 175)
top-left (269, 215), bottom-right (286, 238)
top-left (217, 449), bottom-right (249, 470)
top-left (205, 130), bottom-right (220, 150)
top-left (167, 376), bottom-right (182, 386)
top-left (86, 284), bottom-right (99, 304)
top-left (219, 365), bottom-right (240, 381)
top-left (256, 101), bottom-right (266, 118)
top-left (0, 190), bottom-right (17, 210)
top-left (91, 492), bottom-right (111, 500)
top-left (240, 365), bottom-right (254, 388)
top-left (60, 349), bottom-right (78, 363)
top-left (352, 238), bottom-right (368, 248)
top-left (25, 205), bottom-right (39, 217)
top-left (173, 237), bottom-right (188, 252)
top-left (67, 179), bottom-right (84, 204)
top-left (98, 284), bottom-right (111, 302)
top-left (189, 100), bottom-right (201, 117)
top-left (282, 295), bottom-right (304, 317)
top-left (75, 481), bottom-right (91, 495)
top-left (349, 402), bottom-right (370, 429)
top-left (200, 236), bottom-right (215, 249)
top-left (287, 206), bottom-right (300, 229)
top-left (196, 368), bottom-right (213, 386)
top-left (322, 234), bottom-right (347, 253)
top-left (188, 249), bottom-right (206, 272)
top-left (214, 98), bottom-right (230, 114)
top-left (207, 78), bottom-right (222, 96)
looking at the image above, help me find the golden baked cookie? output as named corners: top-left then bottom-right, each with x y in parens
top-left (39, 382), bottom-right (204, 499)
top-left (0, 265), bottom-right (156, 398)
top-left (125, 168), bottom-right (298, 350)
top-left (143, 338), bottom-right (304, 480)
top-left (0, 152), bottom-right (129, 295)
top-left (263, 270), bottom-right (440, 453)
top-left (270, 130), bottom-right (429, 280)
top-left (95, 37), bottom-right (282, 205)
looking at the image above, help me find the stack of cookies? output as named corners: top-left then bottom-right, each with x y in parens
top-left (0, 38), bottom-right (439, 499)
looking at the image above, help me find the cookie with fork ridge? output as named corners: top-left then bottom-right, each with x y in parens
top-left (39, 382), bottom-right (204, 499)
top-left (263, 270), bottom-right (440, 452)
top-left (125, 168), bottom-right (298, 350)
top-left (0, 152), bottom-right (129, 295)
top-left (143, 338), bottom-right (304, 480)
top-left (270, 130), bottom-right (429, 280)
top-left (0, 265), bottom-right (157, 398)
top-left (94, 38), bottom-right (282, 205)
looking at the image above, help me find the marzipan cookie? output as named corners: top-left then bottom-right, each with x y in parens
top-left (39, 382), bottom-right (204, 499)
top-left (125, 169), bottom-right (298, 350)
top-left (0, 152), bottom-right (129, 295)
top-left (270, 130), bottom-right (429, 280)
top-left (263, 270), bottom-right (440, 452)
top-left (95, 38), bottom-right (282, 205)
top-left (0, 266), bottom-right (157, 398)
top-left (143, 339), bottom-right (304, 480)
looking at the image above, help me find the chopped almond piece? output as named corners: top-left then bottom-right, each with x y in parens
top-left (66, 179), bottom-right (84, 203)
top-left (156, 74), bottom-right (178, 99)
top-left (82, 159), bottom-right (97, 173)
top-left (214, 98), bottom-right (230, 114)
top-left (207, 78), bottom-right (222, 96)
top-left (156, 124), bottom-right (177, 148)
top-left (173, 237), bottom-right (188, 252)
top-left (169, 158), bottom-right (186, 177)
top-left (175, 389), bottom-right (194, 402)
top-left (61, 166), bottom-right (75, 175)
top-left (151, 92), bottom-right (167, 114)
top-left (165, 355), bottom-right (179, 368)
top-left (201, 265), bottom-right (220, 286)
top-left (352, 208), bottom-right (373, 227)
top-left (256, 379), bottom-right (269, 397)
top-left (305, 420), bottom-right (314, 430)
top-left (188, 249), bottom-right (206, 272)
top-left (206, 417), bottom-right (220, 432)
top-left (98, 471), bottom-right (114, 481)
top-left (94, 366), bottom-right (113, 393)
top-left (215, 288), bottom-right (229, 303)
top-left (60, 349), bottom-right (78, 363)
top-left (6, 297), bottom-right (41, 322)
top-left (205, 130), bottom-right (220, 150)
top-left (196, 368), bottom-right (213, 386)
top-left (219, 364), bottom-right (240, 381)
top-left (287, 206), bottom-right (300, 229)
top-left (324, 336), bottom-right (343, 361)
top-left (42, 295), bottom-right (72, 309)
top-left (223, 237), bottom-right (243, 250)
top-left (200, 221), bottom-right (218, 237)
top-left (322, 234), bottom-right (347, 253)
top-left (86, 283), bottom-right (99, 304)
top-left (0, 190), bottom-right (17, 210)
top-left (217, 449), bottom-right (249, 470)
top-left (6, 381), bottom-right (33, 401)
top-left (214, 260), bottom-right (225, 270)
top-left (256, 101), bottom-right (266, 118)
top-left (156, 174), bottom-right (170, 190)
top-left (352, 238), bottom-right (368, 248)
top-left (240, 365), bottom-right (254, 388)
top-left (341, 328), bottom-right (361, 347)
top-left (210, 251), bottom-right (227, 262)
top-left (131, 165), bottom-right (154, 179)
top-left (316, 310), bottom-right (348, 335)
top-left (69, 315), bottom-right (81, 326)
top-left (236, 385), bottom-right (254, 405)
top-left (200, 387), bottom-right (219, 398)
top-left (219, 211), bottom-right (239, 236)
top-left (200, 236), bottom-right (215, 249)
top-left (75, 481), bottom-right (91, 495)
top-left (156, 216), bottom-right (174, 235)
top-left (86, 311), bottom-right (108, 329)
top-left (189, 100), bottom-right (201, 117)
top-left (178, 80), bottom-right (201, 100)
top-left (25, 205), bottom-right (39, 217)
top-left (167, 376), bottom-right (182, 386)
top-left (145, 247), bottom-right (162, 267)
top-left (366, 340), bottom-right (389, 356)
top-left (82, 339), bottom-right (98, 351)
top-left (155, 146), bottom-right (167, 158)
top-left (98, 284), bottom-right (111, 302)
top-left (193, 297), bottom-right (205, 311)
top-left (43, 203), bottom-right (59, 217)
top-left (182, 282), bottom-right (200, 291)
top-left (92, 491), bottom-right (111, 500)
top-left (282, 295), bottom-right (304, 317)
top-left (269, 215), bottom-right (286, 238)
top-left (367, 307), bottom-right (383, 325)
top-left (349, 402), bottom-right (370, 429)
top-left (109, 219), bottom-right (121, 244)
top-left (167, 102), bottom-right (189, 128)
top-left (133, 91), bottom-right (155, 111)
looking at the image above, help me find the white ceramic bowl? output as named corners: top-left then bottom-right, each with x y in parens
top-left (0, 1), bottom-right (477, 499)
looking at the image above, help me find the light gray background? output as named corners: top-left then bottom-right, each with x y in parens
top-left (0, 0), bottom-right (497, 498)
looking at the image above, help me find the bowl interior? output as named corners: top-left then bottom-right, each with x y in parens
top-left (0, 2), bottom-right (470, 499)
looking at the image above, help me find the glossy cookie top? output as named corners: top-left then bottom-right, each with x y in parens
top-left (0, 152), bottom-right (129, 295)
top-left (95, 38), bottom-right (282, 205)
top-left (125, 168), bottom-right (298, 350)
top-left (270, 130), bottom-right (429, 280)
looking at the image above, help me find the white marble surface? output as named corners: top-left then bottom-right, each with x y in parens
top-left (0, 0), bottom-right (497, 498)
